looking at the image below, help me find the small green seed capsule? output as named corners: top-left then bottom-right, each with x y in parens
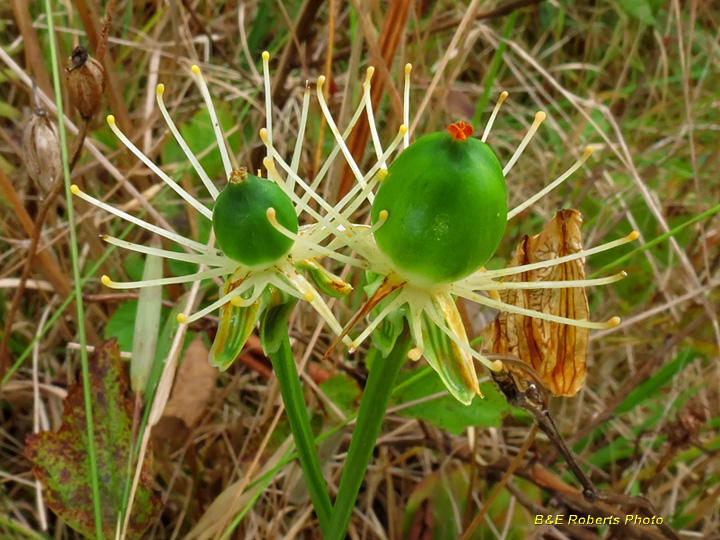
top-left (371, 122), bottom-right (507, 286)
top-left (213, 169), bottom-right (298, 267)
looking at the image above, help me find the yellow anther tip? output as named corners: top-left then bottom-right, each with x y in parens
top-left (399, 124), bottom-right (408, 134)
top-left (535, 111), bottom-right (547, 122)
top-left (262, 51), bottom-right (270, 60)
top-left (156, 83), bottom-right (165, 95)
top-left (620, 271), bottom-right (628, 277)
top-left (407, 348), bottom-right (423, 361)
top-left (500, 91), bottom-right (509, 98)
top-left (262, 157), bottom-right (272, 168)
top-left (317, 75), bottom-right (326, 85)
top-left (405, 63), bottom-right (412, 73)
top-left (177, 313), bottom-right (187, 324)
top-left (231, 296), bottom-right (242, 307)
top-left (106, 114), bottom-right (116, 125)
top-left (378, 209), bottom-right (389, 221)
top-left (377, 170), bottom-right (388, 182)
top-left (628, 231), bottom-right (641, 241)
top-left (367, 66), bottom-right (375, 76)
top-left (70, 184), bottom-right (80, 195)
top-left (266, 207), bottom-right (276, 219)
top-left (608, 316), bottom-right (621, 327)
top-left (304, 292), bottom-right (314, 302)
top-left (101, 275), bottom-right (112, 286)
top-left (191, 65), bottom-right (200, 74)
top-left (490, 359), bottom-right (503, 372)
top-left (584, 146), bottom-right (594, 156)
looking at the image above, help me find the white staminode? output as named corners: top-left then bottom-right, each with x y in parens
top-left (189, 64), bottom-right (233, 178)
top-left (156, 83), bottom-right (219, 200)
top-left (74, 53), bottom-right (386, 342)
top-left (481, 91), bottom-right (508, 143)
top-left (403, 63), bottom-right (412, 149)
top-left (503, 110), bottom-right (546, 175)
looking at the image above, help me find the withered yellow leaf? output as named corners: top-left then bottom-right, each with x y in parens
top-left (482, 209), bottom-right (589, 397)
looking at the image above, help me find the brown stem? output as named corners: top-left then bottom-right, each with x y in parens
top-left (491, 367), bottom-right (682, 540)
top-left (94, 0), bottom-right (117, 62)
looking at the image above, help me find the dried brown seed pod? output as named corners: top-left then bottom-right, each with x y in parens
top-left (66, 46), bottom-right (105, 120)
top-left (21, 108), bottom-right (62, 191)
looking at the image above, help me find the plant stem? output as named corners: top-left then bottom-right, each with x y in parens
top-left (41, 4), bottom-right (102, 536)
top-left (327, 331), bottom-right (411, 540)
top-left (268, 333), bottom-right (333, 535)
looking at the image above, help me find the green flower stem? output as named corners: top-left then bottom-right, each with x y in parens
top-left (268, 332), bottom-right (333, 535)
top-left (41, 3), bottom-right (102, 537)
top-left (327, 331), bottom-right (411, 540)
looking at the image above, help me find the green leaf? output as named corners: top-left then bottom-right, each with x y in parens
top-left (319, 374), bottom-right (361, 418)
top-left (615, 349), bottom-right (697, 415)
top-left (26, 340), bottom-right (161, 539)
top-left (105, 300), bottom-right (138, 353)
top-left (393, 368), bottom-right (509, 435)
top-left (130, 247), bottom-right (163, 394)
top-left (619, 0), bottom-right (662, 25)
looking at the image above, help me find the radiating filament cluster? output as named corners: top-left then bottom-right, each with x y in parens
top-left (75, 51), bottom-right (635, 401)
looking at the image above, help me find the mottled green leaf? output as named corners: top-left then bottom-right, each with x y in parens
top-left (26, 340), bottom-right (161, 539)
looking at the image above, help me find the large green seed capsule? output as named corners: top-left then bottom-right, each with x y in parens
top-left (371, 122), bottom-right (507, 286)
top-left (213, 170), bottom-right (298, 267)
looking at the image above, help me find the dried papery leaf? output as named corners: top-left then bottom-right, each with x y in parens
top-left (25, 340), bottom-right (160, 539)
top-left (483, 210), bottom-right (589, 396)
top-left (163, 337), bottom-right (217, 428)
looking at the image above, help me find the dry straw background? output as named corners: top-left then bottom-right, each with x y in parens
top-left (1, 0), bottom-right (719, 538)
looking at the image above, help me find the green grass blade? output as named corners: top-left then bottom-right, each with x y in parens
top-left (40, 4), bottom-right (102, 536)
top-left (590, 202), bottom-right (720, 277)
top-left (472, 10), bottom-right (518, 128)
top-left (327, 332), bottom-right (411, 540)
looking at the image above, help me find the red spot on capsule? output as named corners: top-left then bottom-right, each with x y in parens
top-left (448, 121), bottom-right (474, 141)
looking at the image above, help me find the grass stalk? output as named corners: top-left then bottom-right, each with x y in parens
top-left (591, 201), bottom-right (720, 277)
top-left (40, 4), bottom-right (102, 535)
top-left (472, 10), bottom-right (518, 127)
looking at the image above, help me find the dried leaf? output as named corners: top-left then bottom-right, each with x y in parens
top-left (163, 337), bottom-right (217, 428)
top-left (483, 210), bottom-right (589, 396)
top-left (25, 340), bottom-right (160, 539)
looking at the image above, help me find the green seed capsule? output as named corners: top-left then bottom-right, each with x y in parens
top-left (213, 169), bottom-right (298, 267)
top-left (371, 122), bottom-right (507, 286)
